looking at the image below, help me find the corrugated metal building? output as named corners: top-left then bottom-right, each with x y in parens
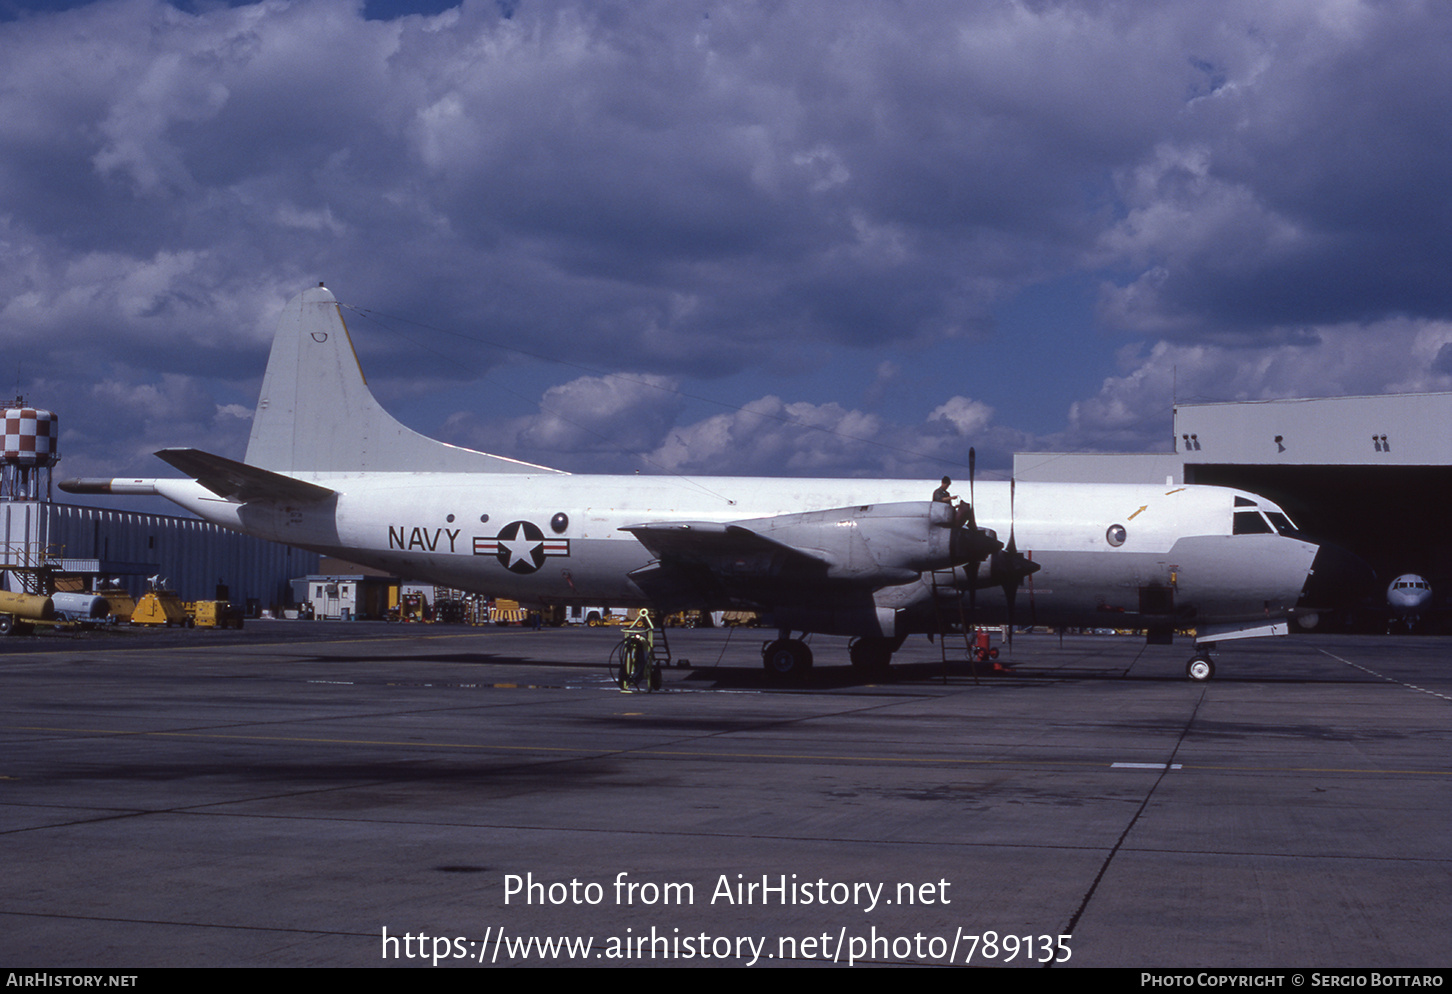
top-left (0, 500), bottom-right (318, 609)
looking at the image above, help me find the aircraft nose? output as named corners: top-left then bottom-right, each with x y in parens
top-left (1298, 541), bottom-right (1378, 609)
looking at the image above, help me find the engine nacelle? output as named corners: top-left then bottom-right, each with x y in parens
top-left (734, 500), bottom-right (992, 586)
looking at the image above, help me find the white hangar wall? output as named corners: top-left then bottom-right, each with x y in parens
top-left (1175, 393), bottom-right (1452, 466)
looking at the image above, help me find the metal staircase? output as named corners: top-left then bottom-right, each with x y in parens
top-left (928, 568), bottom-right (980, 683)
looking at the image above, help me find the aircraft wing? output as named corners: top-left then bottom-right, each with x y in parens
top-left (153, 448), bottom-right (336, 504)
top-left (622, 520), bottom-right (830, 568)
top-left (621, 501), bottom-right (983, 612)
top-left (621, 518), bottom-right (833, 613)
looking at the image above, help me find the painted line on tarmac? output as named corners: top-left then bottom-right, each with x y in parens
top-left (1317, 647), bottom-right (1452, 702)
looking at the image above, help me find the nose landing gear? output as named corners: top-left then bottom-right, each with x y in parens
top-left (1186, 645), bottom-right (1216, 682)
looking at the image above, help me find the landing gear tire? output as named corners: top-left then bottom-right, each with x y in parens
top-left (1186, 654), bottom-right (1215, 682)
top-left (849, 637), bottom-right (893, 674)
top-left (762, 639), bottom-right (812, 681)
top-left (0, 614), bottom-right (13, 636)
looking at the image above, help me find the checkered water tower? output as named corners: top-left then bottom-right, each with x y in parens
top-left (1, 399), bottom-right (59, 501)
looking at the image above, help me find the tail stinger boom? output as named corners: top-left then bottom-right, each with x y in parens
top-left (243, 285), bottom-right (561, 476)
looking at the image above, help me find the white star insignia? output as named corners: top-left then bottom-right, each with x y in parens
top-left (499, 522), bottom-right (542, 568)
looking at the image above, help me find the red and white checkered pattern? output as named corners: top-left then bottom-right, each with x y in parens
top-left (3, 408), bottom-right (58, 465)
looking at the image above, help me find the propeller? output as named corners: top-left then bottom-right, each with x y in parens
top-left (946, 447), bottom-right (1019, 678)
top-left (993, 476), bottom-right (1042, 648)
top-left (969, 446), bottom-right (981, 531)
top-left (966, 448), bottom-right (978, 683)
top-left (1002, 478), bottom-right (1019, 647)
top-left (951, 448), bottom-right (999, 563)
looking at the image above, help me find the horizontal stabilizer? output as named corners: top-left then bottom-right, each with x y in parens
top-left (154, 448), bottom-right (335, 504)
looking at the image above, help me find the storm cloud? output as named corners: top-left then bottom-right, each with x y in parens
top-left (3, 0), bottom-right (1451, 481)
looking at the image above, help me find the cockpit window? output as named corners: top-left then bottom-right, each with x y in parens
top-left (1231, 495), bottom-right (1299, 536)
top-left (1264, 511), bottom-right (1296, 535)
top-left (1233, 510), bottom-right (1273, 534)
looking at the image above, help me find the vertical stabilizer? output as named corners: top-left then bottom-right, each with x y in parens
top-left (244, 285), bottom-right (560, 474)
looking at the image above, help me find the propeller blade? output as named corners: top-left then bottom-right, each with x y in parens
top-left (1003, 478), bottom-right (1017, 649)
top-left (1027, 551), bottom-right (1037, 628)
top-left (991, 480), bottom-right (1043, 648)
top-left (967, 565), bottom-right (979, 684)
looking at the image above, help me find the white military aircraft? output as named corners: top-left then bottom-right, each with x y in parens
top-left (63, 285), bottom-right (1367, 681)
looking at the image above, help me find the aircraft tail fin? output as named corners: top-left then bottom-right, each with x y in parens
top-left (244, 285), bottom-right (561, 475)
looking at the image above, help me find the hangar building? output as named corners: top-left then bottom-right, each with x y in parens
top-left (0, 398), bottom-right (315, 611)
top-left (1175, 393), bottom-right (1450, 591)
top-left (1018, 392), bottom-right (1452, 595)
top-left (0, 499), bottom-right (318, 611)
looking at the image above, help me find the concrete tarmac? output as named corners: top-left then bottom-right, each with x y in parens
top-left (1, 622), bottom-right (1448, 968)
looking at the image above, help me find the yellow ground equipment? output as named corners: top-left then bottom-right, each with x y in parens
top-left (0, 591), bottom-right (54, 635)
top-left (390, 591), bottom-right (427, 622)
top-left (489, 599), bottom-right (526, 625)
top-left (188, 600), bottom-right (244, 629)
top-left (96, 588), bottom-right (136, 622)
top-left (131, 590), bottom-right (189, 627)
top-left (611, 612), bottom-right (662, 693)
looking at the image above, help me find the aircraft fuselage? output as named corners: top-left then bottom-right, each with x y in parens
top-left (147, 471), bottom-right (1317, 636)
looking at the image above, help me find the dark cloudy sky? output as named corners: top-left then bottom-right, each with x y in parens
top-left (4, 0), bottom-right (1452, 485)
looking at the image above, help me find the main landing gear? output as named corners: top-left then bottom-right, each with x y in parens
top-left (763, 633), bottom-right (907, 681)
top-left (761, 636), bottom-right (813, 681)
top-left (848, 636), bottom-right (893, 674)
top-left (1186, 644), bottom-right (1216, 682)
